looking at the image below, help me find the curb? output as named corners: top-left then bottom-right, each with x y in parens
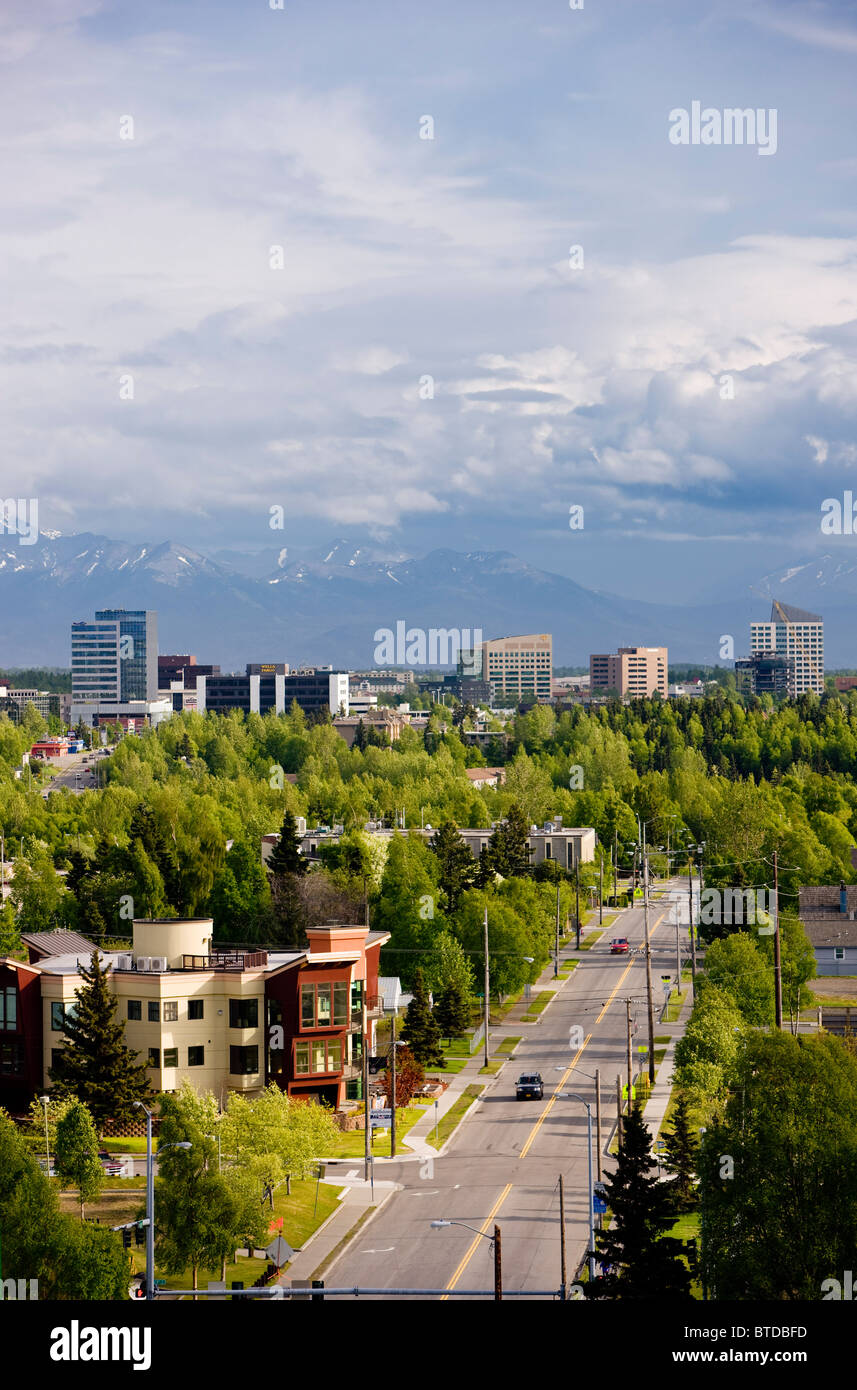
top-left (311, 1186), bottom-right (398, 1282)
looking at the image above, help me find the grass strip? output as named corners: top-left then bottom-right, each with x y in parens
top-left (425, 1085), bottom-right (484, 1151)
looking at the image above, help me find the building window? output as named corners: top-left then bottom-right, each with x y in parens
top-left (327, 1039), bottom-right (342, 1072)
top-left (127, 1000), bottom-right (142, 1021)
top-left (229, 998), bottom-right (259, 1029)
top-left (316, 984), bottom-right (331, 1026)
top-left (188, 999), bottom-right (204, 1020)
top-left (333, 981), bottom-right (348, 1026)
top-left (163, 1002), bottom-right (178, 1022)
top-left (834, 948), bottom-right (846, 962)
top-left (0, 1041), bottom-right (24, 1075)
top-left (351, 980), bottom-right (364, 1014)
top-left (295, 1038), bottom-right (344, 1077)
top-left (301, 984), bottom-right (314, 1027)
top-left (295, 1042), bottom-right (310, 1075)
top-left (148, 1002), bottom-right (160, 1023)
top-left (0, 985), bottom-right (17, 1031)
top-left (148, 1048), bottom-right (160, 1068)
top-left (163, 1048), bottom-right (178, 1068)
top-left (187, 1046), bottom-right (204, 1067)
top-left (230, 1045), bottom-right (260, 1075)
top-left (51, 1002), bottom-right (67, 1031)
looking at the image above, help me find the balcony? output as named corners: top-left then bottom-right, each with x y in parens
top-left (180, 951), bottom-right (268, 971)
top-left (365, 994), bottom-right (385, 1019)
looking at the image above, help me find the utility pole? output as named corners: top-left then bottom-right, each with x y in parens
top-left (390, 1011), bottom-right (397, 1158)
top-left (599, 853), bottom-right (603, 925)
top-left (643, 836), bottom-right (656, 1085)
top-left (595, 1070), bottom-right (602, 1183)
top-left (363, 1002), bottom-right (371, 1180)
top-left (558, 1175), bottom-right (567, 1301)
top-left (616, 1074), bottom-right (623, 1146)
top-left (554, 879), bottom-right (560, 978)
top-left (694, 850), bottom-right (702, 981)
top-left (625, 999), bottom-right (633, 1104)
top-left (675, 890), bottom-right (681, 989)
top-left (575, 862), bottom-right (580, 949)
top-left (613, 828), bottom-right (618, 907)
top-left (493, 1225), bottom-right (503, 1301)
top-left (483, 906), bottom-right (490, 1070)
top-left (632, 843), bottom-right (638, 898)
top-left (687, 851), bottom-right (695, 983)
top-left (773, 850), bottom-right (783, 1030)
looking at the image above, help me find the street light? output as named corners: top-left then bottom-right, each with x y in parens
top-left (133, 1100), bottom-right (191, 1301)
top-left (39, 1095), bottom-right (51, 1174)
top-left (556, 1092), bottom-right (596, 1283)
top-left (430, 1219), bottom-right (503, 1300)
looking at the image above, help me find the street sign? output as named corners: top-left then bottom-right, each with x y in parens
top-left (622, 1084), bottom-right (636, 1099)
top-left (265, 1236), bottom-right (294, 1266)
top-left (593, 1196), bottom-right (607, 1214)
top-left (370, 1108), bottom-right (392, 1129)
top-left (638, 1044), bottom-right (648, 1053)
top-left (661, 975), bottom-right (671, 982)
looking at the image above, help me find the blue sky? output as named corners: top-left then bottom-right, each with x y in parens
top-left (3, 0), bottom-right (857, 602)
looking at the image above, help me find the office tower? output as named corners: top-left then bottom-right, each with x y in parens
top-left (750, 602), bottom-right (823, 697)
top-left (589, 646), bottom-right (668, 699)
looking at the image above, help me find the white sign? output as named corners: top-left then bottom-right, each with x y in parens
top-left (370, 1108), bottom-right (392, 1129)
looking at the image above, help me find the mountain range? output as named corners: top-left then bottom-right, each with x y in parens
top-left (0, 533), bottom-right (854, 670)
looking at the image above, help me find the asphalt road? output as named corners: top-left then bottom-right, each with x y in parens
top-left (326, 881), bottom-right (686, 1300)
top-left (41, 750), bottom-right (108, 796)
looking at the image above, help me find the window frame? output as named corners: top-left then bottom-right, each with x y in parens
top-left (147, 1047), bottom-right (160, 1068)
top-left (127, 999), bottom-right (142, 1021)
top-left (0, 984), bottom-right (17, 1032)
top-left (147, 1001), bottom-right (160, 1023)
top-left (187, 1045), bottom-right (205, 1067)
top-left (163, 1001), bottom-right (178, 1023)
top-left (163, 1048), bottom-right (178, 1068)
top-left (229, 1044), bottom-right (260, 1076)
top-left (188, 999), bottom-right (204, 1020)
top-left (228, 997), bottom-right (259, 1030)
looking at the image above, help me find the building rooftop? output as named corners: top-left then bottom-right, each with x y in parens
top-left (21, 930), bottom-right (96, 961)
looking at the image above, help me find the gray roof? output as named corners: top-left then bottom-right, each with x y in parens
top-left (21, 930), bottom-right (96, 959)
top-left (802, 921), bottom-right (857, 949)
top-left (799, 885), bottom-right (857, 918)
top-left (378, 976), bottom-right (402, 1011)
top-left (770, 601), bottom-right (822, 624)
top-left (37, 951), bottom-right (124, 975)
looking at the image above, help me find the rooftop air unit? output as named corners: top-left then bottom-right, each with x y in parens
top-left (116, 953), bottom-right (133, 971)
top-left (150, 956), bottom-right (168, 972)
top-left (136, 957), bottom-right (152, 972)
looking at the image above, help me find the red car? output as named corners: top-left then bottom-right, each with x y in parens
top-left (610, 937), bottom-right (630, 954)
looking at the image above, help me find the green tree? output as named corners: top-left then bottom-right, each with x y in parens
top-left (660, 1092), bottom-right (698, 1214)
top-left (700, 1032), bottom-right (857, 1299)
top-left (400, 968), bottom-right (445, 1068)
top-left (429, 820), bottom-right (476, 913)
top-left (54, 1099), bottom-right (103, 1218)
top-left (433, 978), bottom-right (471, 1044)
top-left (703, 932), bottom-right (775, 1026)
top-left (221, 1084), bottom-right (340, 1195)
top-left (486, 803), bottom-right (533, 878)
top-left (425, 929), bottom-right (476, 1000)
top-left (673, 985), bottom-right (744, 1115)
top-left (587, 1102), bottom-right (692, 1300)
top-left (266, 809), bottom-right (308, 878)
top-left (48, 950), bottom-right (152, 1128)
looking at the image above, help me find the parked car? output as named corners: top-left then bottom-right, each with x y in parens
top-left (610, 937), bottom-right (630, 954)
top-left (98, 1151), bottom-right (125, 1177)
top-left (37, 1158), bottom-right (57, 1177)
top-left (516, 1072), bottom-right (544, 1100)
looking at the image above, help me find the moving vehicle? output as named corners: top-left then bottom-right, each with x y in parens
top-left (516, 1072), bottom-right (544, 1100)
top-left (98, 1150), bottom-right (125, 1177)
top-left (610, 937), bottom-right (630, 954)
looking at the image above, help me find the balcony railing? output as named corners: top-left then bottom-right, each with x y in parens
top-left (365, 994), bottom-right (385, 1018)
top-left (180, 951), bottom-right (268, 971)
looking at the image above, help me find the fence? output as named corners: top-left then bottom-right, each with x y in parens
top-left (469, 1022), bottom-right (485, 1055)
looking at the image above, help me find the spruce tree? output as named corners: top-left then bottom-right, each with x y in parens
top-left (661, 1092), bottom-right (698, 1214)
top-left (429, 820), bottom-right (476, 912)
top-left (267, 810), bottom-right (307, 877)
top-left (354, 719), bottom-right (368, 751)
top-left (433, 978), bottom-right (471, 1045)
top-left (587, 1101), bottom-right (692, 1300)
top-left (49, 951), bottom-right (152, 1129)
top-left (400, 968), bottom-right (445, 1069)
top-left (487, 802), bottom-right (533, 878)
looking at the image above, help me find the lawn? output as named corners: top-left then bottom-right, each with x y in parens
top-left (478, 1058), bottom-right (504, 1074)
top-left (662, 989), bottom-right (688, 1023)
top-left (496, 1036), bottom-right (521, 1055)
top-left (131, 1177), bottom-right (344, 1294)
top-left (320, 1104), bottom-right (425, 1159)
top-left (425, 1085), bottom-right (484, 1150)
top-left (490, 991), bottom-right (524, 1022)
top-left (101, 1137), bottom-right (149, 1154)
top-left (576, 930), bottom-right (607, 951)
top-left (521, 990), bottom-right (556, 1021)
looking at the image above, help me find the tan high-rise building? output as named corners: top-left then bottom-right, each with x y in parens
top-left (589, 646), bottom-right (668, 699)
top-left (461, 633), bottom-right (552, 702)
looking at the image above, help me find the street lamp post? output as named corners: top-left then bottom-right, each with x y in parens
top-left (557, 1091), bottom-right (596, 1283)
top-left (134, 1101), bottom-right (191, 1300)
top-left (39, 1095), bottom-right (50, 1173)
top-left (430, 1219), bottom-right (503, 1299)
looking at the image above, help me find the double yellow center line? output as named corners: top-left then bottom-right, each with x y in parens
top-left (442, 908), bottom-right (666, 1294)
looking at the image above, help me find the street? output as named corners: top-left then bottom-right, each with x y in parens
top-left (325, 881), bottom-right (687, 1299)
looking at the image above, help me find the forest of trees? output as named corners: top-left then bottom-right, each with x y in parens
top-left (2, 689), bottom-right (856, 980)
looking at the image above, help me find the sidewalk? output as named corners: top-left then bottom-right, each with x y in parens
top-left (276, 1177), bottom-right (398, 1284)
top-left (641, 982), bottom-right (695, 1143)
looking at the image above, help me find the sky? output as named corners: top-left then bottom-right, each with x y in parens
top-left (3, 0), bottom-right (857, 603)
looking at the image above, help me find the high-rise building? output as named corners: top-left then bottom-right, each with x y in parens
top-left (459, 634), bottom-right (552, 703)
top-left (734, 652), bottom-right (794, 697)
top-left (71, 609), bottom-right (167, 727)
top-left (589, 646), bottom-right (668, 699)
top-left (750, 602), bottom-right (823, 697)
top-left (196, 666), bottom-right (349, 718)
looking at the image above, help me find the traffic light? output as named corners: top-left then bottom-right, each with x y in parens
top-left (135, 1222), bottom-right (145, 1246)
top-left (122, 1228), bottom-right (132, 1250)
